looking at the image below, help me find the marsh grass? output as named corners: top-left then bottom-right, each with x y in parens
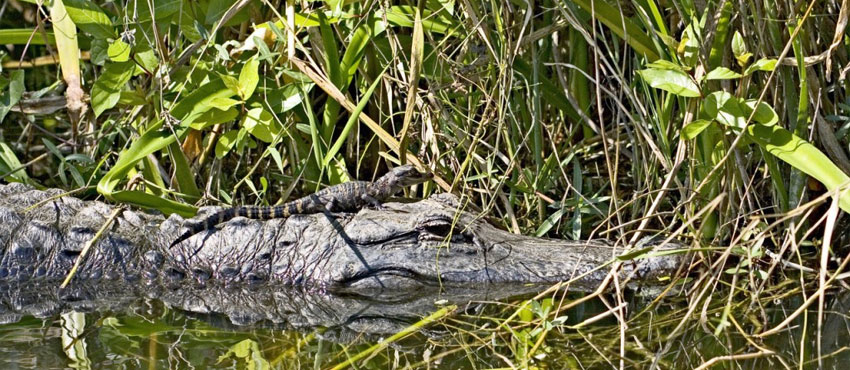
top-left (2, 0), bottom-right (850, 368)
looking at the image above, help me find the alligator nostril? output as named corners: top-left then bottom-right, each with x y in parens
top-left (258, 252), bottom-right (271, 260)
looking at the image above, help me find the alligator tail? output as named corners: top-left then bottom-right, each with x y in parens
top-left (236, 204), bottom-right (294, 219)
top-left (169, 208), bottom-right (239, 248)
top-left (169, 203), bottom-right (299, 249)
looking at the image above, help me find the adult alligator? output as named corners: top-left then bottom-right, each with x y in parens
top-left (0, 182), bottom-right (686, 330)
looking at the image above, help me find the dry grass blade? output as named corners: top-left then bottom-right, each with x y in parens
top-left (60, 206), bottom-right (125, 288)
top-left (50, 0), bottom-right (87, 142)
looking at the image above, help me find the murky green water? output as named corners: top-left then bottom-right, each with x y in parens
top-left (2, 288), bottom-right (850, 369)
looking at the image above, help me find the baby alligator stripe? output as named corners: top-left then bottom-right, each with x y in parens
top-left (169, 165), bottom-right (432, 249)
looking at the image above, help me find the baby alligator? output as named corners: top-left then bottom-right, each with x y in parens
top-left (169, 165), bottom-right (433, 248)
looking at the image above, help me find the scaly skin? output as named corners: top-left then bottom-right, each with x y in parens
top-left (169, 165), bottom-right (432, 249)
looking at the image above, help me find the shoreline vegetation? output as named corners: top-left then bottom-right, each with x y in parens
top-left (1, 0), bottom-right (850, 367)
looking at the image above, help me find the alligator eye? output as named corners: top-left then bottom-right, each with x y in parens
top-left (417, 214), bottom-right (470, 242)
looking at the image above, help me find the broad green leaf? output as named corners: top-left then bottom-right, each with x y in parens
top-left (63, 0), bottom-right (117, 39)
top-left (731, 31), bottom-right (747, 60)
top-left (107, 40), bottom-right (131, 62)
top-left (111, 190), bottom-right (197, 217)
top-left (118, 90), bottom-right (146, 106)
top-left (0, 142), bottom-right (30, 183)
top-left (743, 58), bottom-right (778, 75)
top-left (703, 91), bottom-right (747, 129)
top-left (91, 61), bottom-right (134, 117)
top-left (190, 107), bottom-right (238, 130)
top-left (0, 29), bottom-right (55, 45)
top-left (747, 124), bottom-right (850, 213)
top-left (172, 78), bottom-right (237, 127)
top-left (169, 142), bottom-right (201, 201)
top-left (638, 68), bottom-right (701, 97)
top-left (242, 108), bottom-right (281, 143)
top-left (704, 92), bottom-right (780, 129)
top-left (135, 48), bottom-right (159, 72)
top-left (316, 11), bottom-right (343, 148)
top-left (682, 119), bottom-right (713, 139)
top-left (220, 74), bottom-right (241, 97)
top-left (238, 57), bottom-right (260, 100)
top-left (90, 38), bottom-right (108, 65)
top-left (129, 0), bottom-right (181, 22)
top-left (209, 97), bottom-right (241, 109)
top-left (680, 22), bottom-right (700, 68)
top-left (0, 70), bottom-right (25, 123)
top-left (645, 59), bottom-right (686, 72)
top-left (745, 100), bottom-right (779, 125)
top-left (216, 130), bottom-right (239, 158)
top-left (705, 67), bottom-right (742, 80)
top-left (382, 6), bottom-right (452, 35)
top-left (535, 207), bottom-right (568, 237)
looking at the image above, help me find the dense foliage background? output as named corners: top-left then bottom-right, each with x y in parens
top-left (3, 0), bottom-right (850, 367)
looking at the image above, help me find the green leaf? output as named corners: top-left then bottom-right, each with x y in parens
top-left (91, 61), bottom-right (134, 117)
top-left (130, 0), bottom-right (180, 22)
top-left (191, 107), bottom-right (238, 130)
top-left (645, 59), bottom-right (686, 72)
top-left (90, 38), bottom-right (108, 65)
top-left (680, 22), bottom-right (700, 68)
top-left (747, 124), bottom-right (850, 213)
top-left (682, 119), bottom-right (713, 139)
top-left (135, 48), bottom-right (159, 72)
top-left (98, 79), bottom-right (233, 215)
top-left (0, 70), bottom-right (25, 123)
top-left (238, 56), bottom-right (260, 100)
top-left (118, 90), bottom-right (146, 106)
top-left (63, 0), bottom-right (117, 39)
top-left (731, 31), bottom-right (747, 60)
top-left (169, 142), bottom-right (200, 201)
top-left (705, 67), bottom-right (742, 80)
top-left (215, 130), bottom-right (239, 159)
top-left (220, 74), bottom-right (241, 97)
top-left (107, 39), bottom-right (131, 62)
top-left (638, 68), bottom-right (701, 97)
top-left (172, 78), bottom-right (237, 127)
top-left (704, 92), bottom-right (780, 129)
top-left (382, 6), bottom-right (452, 35)
top-left (743, 58), bottom-right (777, 76)
top-left (0, 29), bottom-right (56, 45)
top-left (703, 91), bottom-right (749, 129)
top-left (209, 97), bottom-right (241, 109)
top-left (745, 100), bottom-right (779, 125)
top-left (242, 108), bottom-right (281, 143)
top-left (0, 142), bottom-right (30, 183)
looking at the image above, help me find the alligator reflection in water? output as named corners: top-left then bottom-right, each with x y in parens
top-left (4, 287), bottom-right (850, 368)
